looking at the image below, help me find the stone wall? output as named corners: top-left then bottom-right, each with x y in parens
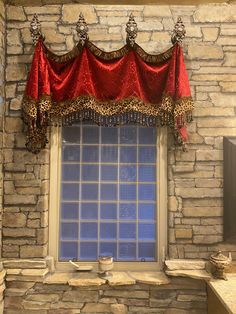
top-left (2, 3), bottom-right (236, 260)
top-left (3, 259), bottom-right (207, 314)
top-left (0, 0), bottom-right (5, 260)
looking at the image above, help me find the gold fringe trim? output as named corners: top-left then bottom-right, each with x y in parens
top-left (41, 40), bottom-right (173, 64)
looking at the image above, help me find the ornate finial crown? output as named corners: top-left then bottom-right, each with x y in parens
top-left (30, 14), bottom-right (42, 46)
top-left (76, 13), bottom-right (89, 45)
top-left (171, 17), bottom-right (186, 45)
top-left (126, 13), bottom-right (138, 46)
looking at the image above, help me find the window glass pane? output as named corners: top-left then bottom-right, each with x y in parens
top-left (101, 146), bottom-right (118, 162)
top-left (60, 123), bottom-right (158, 262)
top-left (119, 243), bottom-right (136, 260)
top-left (101, 127), bottom-right (118, 144)
top-left (61, 203), bottom-right (78, 220)
top-left (82, 165), bottom-right (99, 181)
top-left (62, 126), bottom-right (80, 144)
top-left (80, 242), bottom-right (97, 260)
top-left (61, 222), bottom-right (78, 240)
top-left (119, 203), bottom-right (136, 220)
top-left (61, 184), bottom-right (79, 201)
top-left (100, 242), bottom-right (117, 259)
top-left (139, 223), bottom-right (156, 240)
top-left (139, 203), bottom-right (156, 220)
top-left (81, 203), bottom-right (98, 220)
top-left (62, 164), bottom-right (80, 181)
top-left (139, 146), bottom-right (156, 163)
top-left (82, 146), bottom-right (99, 162)
top-left (80, 222), bottom-right (98, 239)
top-left (101, 165), bottom-right (117, 181)
top-left (120, 184), bottom-right (136, 200)
top-left (60, 242), bottom-right (78, 260)
top-left (100, 223), bottom-right (117, 239)
top-left (139, 128), bottom-right (157, 144)
top-left (101, 184), bottom-right (117, 201)
top-left (120, 126), bottom-right (137, 144)
top-left (119, 223), bottom-right (136, 239)
top-left (139, 165), bottom-right (156, 182)
top-left (101, 203), bottom-right (117, 220)
top-left (62, 146), bottom-right (80, 162)
top-left (82, 126), bottom-right (99, 143)
top-left (120, 147), bottom-right (137, 163)
top-left (81, 184), bottom-right (98, 200)
top-left (120, 165), bottom-right (136, 182)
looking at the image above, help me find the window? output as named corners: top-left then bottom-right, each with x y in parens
top-left (49, 123), bottom-right (167, 270)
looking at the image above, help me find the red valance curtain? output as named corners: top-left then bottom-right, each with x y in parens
top-left (22, 37), bottom-right (193, 153)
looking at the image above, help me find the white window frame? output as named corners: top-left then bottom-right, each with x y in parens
top-left (49, 126), bottom-right (167, 271)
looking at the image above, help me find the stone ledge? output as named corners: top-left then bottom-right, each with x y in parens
top-left (166, 269), bottom-right (212, 281)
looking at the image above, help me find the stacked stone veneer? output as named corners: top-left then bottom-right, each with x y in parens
top-left (3, 4), bottom-right (236, 259)
top-left (2, 259), bottom-right (207, 314)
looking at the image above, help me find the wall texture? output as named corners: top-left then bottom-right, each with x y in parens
top-left (2, 3), bottom-right (236, 260)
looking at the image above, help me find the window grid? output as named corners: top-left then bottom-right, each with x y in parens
top-left (60, 123), bottom-right (157, 262)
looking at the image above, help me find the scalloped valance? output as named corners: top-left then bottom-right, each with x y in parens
top-left (22, 15), bottom-right (193, 153)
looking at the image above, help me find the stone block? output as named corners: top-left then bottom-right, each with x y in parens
top-left (6, 64), bottom-right (27, 81)
top-left (82, 303), bottom-right (111, 312)
top-left (10, 98), bottom-right (21, 110)
top-left (26, 294), bottom-right (60, 303)
top-left (168, 196), bottom-right (178, 212)
top-left (143, 6), bottom-right (171, 17)
top-left (62, 5), bottom-right (98, 24)
top-left (195, 179), bottom-right (221, 188)
top-left (3, 228), bottom-right (35, 238)
top-left (165, 259), bottom-right (205, 271)
top-left (4, 195), bottom-right (37, 205)
top-left (175, 229), bottom-right (192, 239)
top-left (3, 212), bottom-right (27, 227)
top-left (24, 5), bottom-right (61, 15)
top-left (202, 27), bottom-right (219, 41)
top-left (188, 44), bottom-right (223, 60)
top-left (193, 225), bottom-right (222, 235)
top-left (20, 245), bottom-right (47, 258)
top-left (194, 107), bottom-right (235, 117)
top-left (103, 290), bottom-right (149, 299)
top-left (193, 235), bottom-right (222, 244)
top-left (62, 290), bottom-right (99, 302)
top-left (193, 4), bottom-right (236, 23)
top-left (7, 6), bottom-right (26, 21)
top-left (196, 150), bottom-right (223, 161)
top-left (5, 117), bottom-right (23, 133)
top-left (210, 93), bottom-right (236, 107)
top-left (7, 29), bottom-right (21, 47)
top-left (175, 187), bottom-right (223, 198)
top-left (3, 259), bottom-right (46, 269)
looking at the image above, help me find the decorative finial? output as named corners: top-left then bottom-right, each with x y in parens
top-left (76, 13), bottom-right (89, 45)
top-left (30, 14), bottom-right (42, 46)
top-left (126, 13), bottom-right (138, 47)
top-left (171, 17), bottom-right (186, 45)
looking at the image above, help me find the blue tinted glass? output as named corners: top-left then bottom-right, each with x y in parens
top-left (61, 222), bottom-right (78, 240)
top-left (60, 242), bottom-right (78, 260)
top-left (120, 166), bottom-right (136, 182)
top-left (82, 126), bottom-right (99, 143)
top-left (81, 203), bottom-right (98, 220)
top-left (120, 147), bottom-right (137, 163)
top-left (101, 203), bottom-right (117, 220)
top-left (119, 243), bottom-right (136, 260)
top-left (119, 203), bottom-right (136, 220)
top-left (119, 223), bottom-right (136, 239)
top-left (62, 126), bottom-right (80, 144)
top-left (120, 126), bottom-right (137, 144)
top-left (101, 165), bottom-right (117, 181)
top-left (139, 127), bottom-right (156, 144)
top-left (138, 242), bottom-right (155, 260)
top-left (120, 184), bottom-right (136, 200)
top-left (82, 146), bottom-right (99, 162)
top-left (139, 146), bottom-right (156, 163)
top-left (61, 184), bottom-right (79, 200)
top-left (82, 165), bottom-right (99, 181)
top-left (101, 127), bottom-right (118, 144)
top-left (101, 184), bottom-right (117, 201)
top-left (81, 184), bottom-right (98, 200)
top-left (62, 164), bottom-right (80, 181)
top-left (101, 146), bottom-right (118, 162)
top-left (100, 242), bottom-right (117, 259)
top-left (100, 223), bottom-right (117, 239)
top-left (80, 222), bottom-right (98, 239)
top-left (61, 203), bottom-right (78, 220)
top-left (139, 184), bottom-right (156, 201)
top-left (138, 203), bottom-right (156, 220)
top-left (139, 165), bottom-right (156, 182)
top-left (80, 242), bottom-right (97, 260)
top-left (139, 223), bottom-right (155, 240)
top-left (62, 146), bottom-right (80, 162)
